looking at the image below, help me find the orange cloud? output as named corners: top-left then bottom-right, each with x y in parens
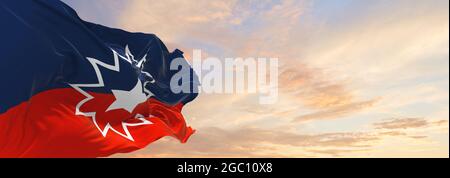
top-left (293, 99), bottom-right (379, 122)
top-left (115, 126), bottom-right (380, 158)
top-left (374, 118), bottom-right (448, 130)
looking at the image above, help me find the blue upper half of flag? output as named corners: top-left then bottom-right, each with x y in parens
top-left (0, 0), bottom-right (199, 113)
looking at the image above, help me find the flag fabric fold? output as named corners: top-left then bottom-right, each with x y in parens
top-left (0, 0), bottom-right (198, 158)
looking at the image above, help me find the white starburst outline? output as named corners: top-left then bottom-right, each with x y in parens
top-left (69, 46), bottom-right (153, 141)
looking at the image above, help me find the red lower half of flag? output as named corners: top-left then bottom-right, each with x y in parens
top-left (0, 89), bottom-right (194, 158)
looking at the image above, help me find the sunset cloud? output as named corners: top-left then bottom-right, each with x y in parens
top-left (294, 99), bottom-right (379, 122)
top-left (374, 118), bottom-right (431, 130)
top-left (116, 116), bottom-right (447, 158)
top-left (116, 126), bottom-right (380, 158)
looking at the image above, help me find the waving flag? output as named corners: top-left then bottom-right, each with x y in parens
top-left (0, 0), bottom-right (198, 157)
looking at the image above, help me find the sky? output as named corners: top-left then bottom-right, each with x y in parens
top-left (62, 0), bottom-right (449, 158)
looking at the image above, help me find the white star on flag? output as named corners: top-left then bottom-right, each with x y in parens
top-left (107, 80), bottom-right (148, 113)
top-left (69, 46), bottom-right (154, 141)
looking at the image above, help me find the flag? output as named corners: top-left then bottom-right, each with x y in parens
top-left (0, 0), bottom-right (198, 157)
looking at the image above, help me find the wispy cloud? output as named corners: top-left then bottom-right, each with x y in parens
top-left (116, 126), bottom-right (380, 158)
top-left (374, 118), bottom-right (432, 130)
top-left (116, 115), bottom-right (448, 158)
top-left (294, 99), bottom-right (379, 122)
